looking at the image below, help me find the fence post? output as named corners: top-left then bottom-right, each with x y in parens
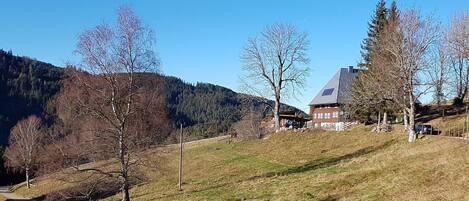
top-left (178, 123), bottom-right (183, 191)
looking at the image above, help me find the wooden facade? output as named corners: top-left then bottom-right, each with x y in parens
top-left (308, 67), bottom-right (360, 131)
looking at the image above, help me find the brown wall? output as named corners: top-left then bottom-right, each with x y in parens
top-left (310, 104), bottom-right (341, 123)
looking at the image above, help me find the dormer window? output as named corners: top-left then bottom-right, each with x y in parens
top-left (322, 88), bottom-right (334, 96)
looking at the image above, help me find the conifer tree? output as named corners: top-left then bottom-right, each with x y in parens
top-left (388, 1), bottom-right (399, 23)
top-left (350, 0), bottom-right (401, 132)
top-left (360, 0), bottom-right (388, 69)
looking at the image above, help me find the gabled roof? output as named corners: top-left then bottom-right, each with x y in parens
top-left (309, 67), bottom-right (360, 106)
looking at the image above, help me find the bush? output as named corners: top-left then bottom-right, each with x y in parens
top-left (233, 110), bottom-right (264, 140)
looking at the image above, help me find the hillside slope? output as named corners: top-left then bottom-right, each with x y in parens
top-left (14, 126), bottom-right (469, 201)
top-left (0, 50), bottom-right (62, 145)
top-left (0, 50), bottom-right (306, 184)
top-left (0, 50), bottom-right (306, 146)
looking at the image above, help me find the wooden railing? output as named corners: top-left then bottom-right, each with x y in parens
top-left (441, 121), bottom-right (469, 141)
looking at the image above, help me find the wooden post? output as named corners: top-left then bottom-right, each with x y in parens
top-left (178, 123), bottom-right (183, 191)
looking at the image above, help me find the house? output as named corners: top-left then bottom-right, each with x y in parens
top-left (279, 111), bottom-right (309, 129)
top-left (308, 66), bottom-right (360, 131)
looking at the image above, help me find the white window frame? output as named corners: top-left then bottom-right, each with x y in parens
top-left (332, 111), bottom-right (338, 118)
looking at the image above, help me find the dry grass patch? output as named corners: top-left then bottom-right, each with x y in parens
top-left (12, 125), bottom-right (469, 200)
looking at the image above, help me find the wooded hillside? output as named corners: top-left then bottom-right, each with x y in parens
top-left (0, 50), bottom-right (307, 184)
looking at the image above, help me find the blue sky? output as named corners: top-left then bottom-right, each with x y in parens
top-left (1, 1), bottom-right (469, 112)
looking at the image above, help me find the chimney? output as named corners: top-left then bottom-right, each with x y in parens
top-left (348, 66), bottom-right (354, 72)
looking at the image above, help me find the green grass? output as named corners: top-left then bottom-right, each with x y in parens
top-left (14, 125), bottom-right (469, 200)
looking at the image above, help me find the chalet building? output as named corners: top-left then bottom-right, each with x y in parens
top-left (279, 111), bottom-right (309, 129)
top-left (309, 66), bottom-right (360, 131)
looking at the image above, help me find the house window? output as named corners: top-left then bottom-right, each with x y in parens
top-left (325, 113), bottom-right (330, 119)
top-left (314, 113), bottom-right (317, 119)
top-left (319, 113), bottom-right (323, 119)
top-left (332, 112), bottom-right (338, 118)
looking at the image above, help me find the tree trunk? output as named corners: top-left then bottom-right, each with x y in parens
top-left (121, 178), bottom-right (130, 201)
top-left (403, 110), bottom-right (408, 131)
top-left (377, 111), bottom-right (381, 132)
top-left (383, 112), bottom-right (388, 127)
top-left (273, 96), bottom-right (280, 130)
top-left (408, 95), bottom-right (416, 143)
top-left (26, 167), bottom-right (30, 189)
top-left (118, 129), bottom-right (130, 201)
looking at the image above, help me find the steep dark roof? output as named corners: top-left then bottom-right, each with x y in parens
top-left (309, 67), bottom-right (360, 106)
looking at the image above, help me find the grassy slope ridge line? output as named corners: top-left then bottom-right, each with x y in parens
top-left (14, 126), bottom-right (469, 201)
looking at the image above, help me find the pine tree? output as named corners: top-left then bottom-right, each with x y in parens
top-left (359, 0), bottom-right (388, 69)
top-left (388, 1), bottom-right (399, 23)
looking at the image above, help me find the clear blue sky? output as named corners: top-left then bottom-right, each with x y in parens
top-left (1, 1), bottom-right (468, 112)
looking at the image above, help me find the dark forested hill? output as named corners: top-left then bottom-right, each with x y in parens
top-left (0, 50), bottom-right (307, 184)
top-left (0, 50), bottom-right (63, 185)
top-left (0, 50), bottom-right (63, 145)
top-left (0, 50), bottom-right (307, 146)
top-left (164, 76), bottom-right (307, 139)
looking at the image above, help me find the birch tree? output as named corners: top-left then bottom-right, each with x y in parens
top-left (380, 9), bottom-right (439, 142)
top-left (240, 23), bottom-right (310, 130)
top-left (447, 11), bottom-right (469, 104)
top-left (3, 115), bottom-right (42, 189)
top-left (73, 6), bottom-right (160, 201)
top-left (428, 39), bottom-right (450, 106)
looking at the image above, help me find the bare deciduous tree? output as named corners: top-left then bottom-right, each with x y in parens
top-left (240, 23), bottom-right (310, 130)
top-left (447, 11), bottom-right (469, 104)
top-left (380, 9), bottom-right (439, 142)
top-left (233, 105), bottom-right (264, 140)
top-left (3, 115), bottom-right (42, 189)
top-left (428, 39), bottom-right (450, 106)
top-left (68, 6), bottom-right (160, 201)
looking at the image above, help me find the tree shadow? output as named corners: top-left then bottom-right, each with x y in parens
top-left (248, 139), bottom-right (397, 180)
top-left (5, 196), bottom-right (44, 201)
top-left (417, 104), bottom-right (467, 124)
top-left (153, 182), bottom-right (230, 200)
top-left (110, 139), bottom-right (397, 200)
top-left (319, 196), bottom-right (339, 201)
top-left (5, 199), bottom-right (35, 201)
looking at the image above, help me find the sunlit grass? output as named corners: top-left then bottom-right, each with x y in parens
top-left (14, 125), bottom-right (469, 200)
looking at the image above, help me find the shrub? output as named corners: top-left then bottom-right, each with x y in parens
top-left (233, 110), bottom-right (264, 140)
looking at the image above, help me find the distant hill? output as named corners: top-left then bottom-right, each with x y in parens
top-left (163, 76), bottom-right (307, 139)
top-left (0, 50), bottom-right (307, 184)
top-left (0, 50), bottom-right (63, 145)
top-left (0, 50), bottom-right (63, 185)
top-left (0, 50), bottom-right (306, 146)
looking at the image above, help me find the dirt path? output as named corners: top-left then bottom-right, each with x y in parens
top-left (0, 186), bottom-right (34, 201)
top-left (165, 135), bottom-right (230, 148)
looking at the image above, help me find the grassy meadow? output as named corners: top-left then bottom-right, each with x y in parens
top-left (13, 125), bottom-right (469, 201)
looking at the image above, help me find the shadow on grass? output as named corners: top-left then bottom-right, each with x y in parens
top-left (248, 139), bottom-right (397, 180)
top-left (147, 139), bottom-right (397, 200)
top-left (320, 196), bottom-right (338, 201)
top-left (417, 104), bottom-right (468, 124)
top-left (5, 196), bottom-right (44, 201)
